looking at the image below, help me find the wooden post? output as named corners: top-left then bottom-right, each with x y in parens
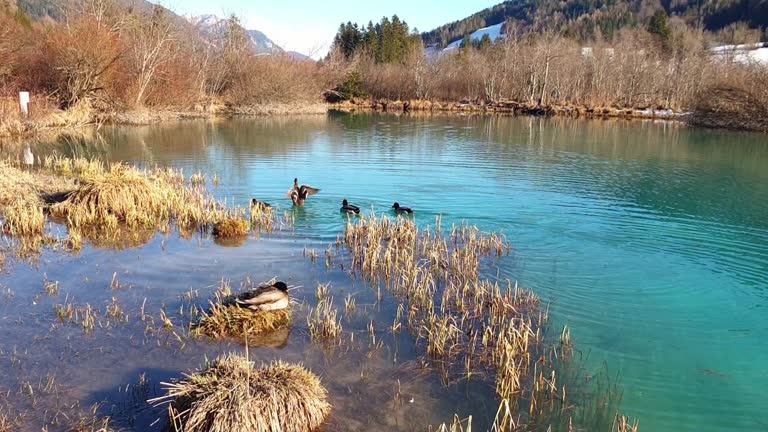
top-left (19, 92), bottom-right (30, 117)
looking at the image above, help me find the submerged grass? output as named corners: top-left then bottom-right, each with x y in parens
top-left (336, 213), bottom-right (636, 431)
top-left (151, 353), bottom-right (331, 432)
top-left (307, 296), bottom-right (343, 344)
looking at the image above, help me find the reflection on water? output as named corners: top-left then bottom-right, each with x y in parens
top-left (1, 113), bottom-right (768, 431)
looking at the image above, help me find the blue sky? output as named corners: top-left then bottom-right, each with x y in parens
top-left (160, 0), bottom-right (500, 57)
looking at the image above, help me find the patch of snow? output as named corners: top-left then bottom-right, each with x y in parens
top-left (580, 47), bottom-right (614, 58)
top-left (711, 42), bottom-right (767, 52)
top-left (711, 43), bottom-right (768, 65)
top-left (443, 22), bottom-right (505, 52)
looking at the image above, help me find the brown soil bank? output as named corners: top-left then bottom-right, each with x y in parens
top-left (330, 98), bottom-right (686, 120)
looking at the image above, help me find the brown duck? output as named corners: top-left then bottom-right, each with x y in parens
top-left (286, 178), bottom-right (320, 206)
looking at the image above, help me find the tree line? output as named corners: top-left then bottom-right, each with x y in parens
top-left (0, 0), bottom-right (330, 116)
top-left (328, 8), bottom-right (767, 131)
top-left (332, 15), bottom-right (422, 64)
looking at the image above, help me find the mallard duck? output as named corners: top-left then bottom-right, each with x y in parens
top-left (250, 198), bottom-right (272, 210)
top-left (235, 281), bottom-right (290, 311)
top-left (392, 202), bottom-right (413, 215)
top-left (340, 199), bottom-right (360, 214)
top-left (286, 178), bottom-right (320, 206)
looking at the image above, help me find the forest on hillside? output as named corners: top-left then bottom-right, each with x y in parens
top-left (329, 9), bottom-right (767, 131)
top-left (421, 0), bottom-right (768, 47)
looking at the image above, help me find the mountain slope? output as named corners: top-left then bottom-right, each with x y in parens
top-left (246, 29), bottom-right (282, 54)
top-left (15, 1), bottom-right (285, 55)
top-left (16, 0), bottom-right (162, 21)
top-left (422, 0), bottom-right (768, 47)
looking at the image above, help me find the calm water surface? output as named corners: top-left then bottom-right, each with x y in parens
top-left (2, 113), bottom-right (768, 431)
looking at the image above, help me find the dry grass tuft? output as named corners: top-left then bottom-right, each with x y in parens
top-left (1, 198), bottom-right (45, 236)
top-left (68, 403), bottom-right (117, 432)
top-left (152, 354), bottom-right (331, 432)
top-left (1, 157), bottom-right (287, 260)
top-left (212, 216), bottom-right (249, 238)
top-left (307, 296), bottom-right (343, 344)
top-left (193, 300), bottom-right (292, 341)
top-left (0, 160), bottom-right (76, 206)
top-left (51, 163), bottom-right (170, 230)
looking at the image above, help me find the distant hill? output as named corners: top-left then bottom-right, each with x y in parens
top-left (12, 1), bottom-right (285, 55)
top-left (422, 0), bottom-right (768, 48)
top-left (246, 29), bottom-right (282, 54)
top-left (15, 0), bottom-right (162, 21)
top-left (188, 14), bottom-right (284, 55)
top-left (287, 51), bottom-right (310, 61)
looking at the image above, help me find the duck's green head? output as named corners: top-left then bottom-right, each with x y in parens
top-left (274, 281), bottom-right (288, 292)
top-left (392, 202), bottom-right (399, 209)
top-left (343, 199), bottom-right (349, 206)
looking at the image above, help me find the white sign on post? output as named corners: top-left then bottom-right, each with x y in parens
top-left (19, 92), bottom-right (30, 117)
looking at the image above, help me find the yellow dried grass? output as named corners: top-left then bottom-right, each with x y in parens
top-left (152, 354), bottom-right (331, 432)
top-left (193, 302), bottom-right (292, 340)
top-left (51, 163), bottom-right (171, 229)
top-left (1, 198), bottom-right (45, 236)
top-left (212, 216), bottom-right (249, 238)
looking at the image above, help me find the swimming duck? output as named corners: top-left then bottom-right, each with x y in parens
top-left (340, 199), bottom-right (360, 214)
top-left (392, 202), bottom-right (413, 215)
top-left (286, 178), bottom-right (320, 206)
top-left (250, 198), bottom-right (272, 210)
top-left (235, 281), bottom-right (290, 311)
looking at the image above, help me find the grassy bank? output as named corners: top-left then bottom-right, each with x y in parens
top-left (0, 156), bottom-right (286, 259)
top-left (0, 99), bottom-right (331, 138)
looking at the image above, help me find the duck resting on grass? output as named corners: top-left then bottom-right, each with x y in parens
top-left (392, 202), bottom-right (413, 215)
top-left (286, 178), bottom-right (320, 206)
top-left (250, 199), bottom-right (272, 210)
top-left (340, 199), bottom-right (360, 214)
top-left (235, 281), bottom-right (290, 311)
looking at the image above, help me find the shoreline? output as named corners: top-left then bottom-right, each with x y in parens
top-left (330, 98), bottom-right (688, 121)
top-left (7, 97), bottom-right (764, 140)
top-left (0, 102), bottom-right (330, 139)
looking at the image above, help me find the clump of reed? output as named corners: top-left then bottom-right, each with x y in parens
top-left (1, 198), bottom-right (45, 237)
top-left (212, 215), bottom-right (249, 238)
top-left (68, 403), bottom-right (117, 432)
top-left (307, 296), bottom-right (343, 344)
top-left (338, 213), bottom-right (628, 430)
top-left (41, 156), bottom-right (282, 237)
top-left (193, 299), bottom-right (292, 340)
top-left (51, 163), bottom-right (171, 230)
top-left (249, 202), bottom-right (276, 232)
top-left (151, 354), bottom-right (331, 432)
top-left (0, 159), bottom-right (76, 207)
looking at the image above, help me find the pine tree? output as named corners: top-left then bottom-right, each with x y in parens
top-left (647, 9), bottom-right (671, 50)
top-left (478, 33), bottom-right (492, 49)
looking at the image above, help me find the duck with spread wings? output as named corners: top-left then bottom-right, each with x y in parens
top-left (286, 178), bottom-right (320, 206)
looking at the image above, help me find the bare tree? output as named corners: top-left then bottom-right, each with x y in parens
top-left (124, 6), bottom-right (176, 106)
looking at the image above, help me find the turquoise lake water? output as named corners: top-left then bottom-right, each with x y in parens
top-left (5, 112), bottom-right (768, 430)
